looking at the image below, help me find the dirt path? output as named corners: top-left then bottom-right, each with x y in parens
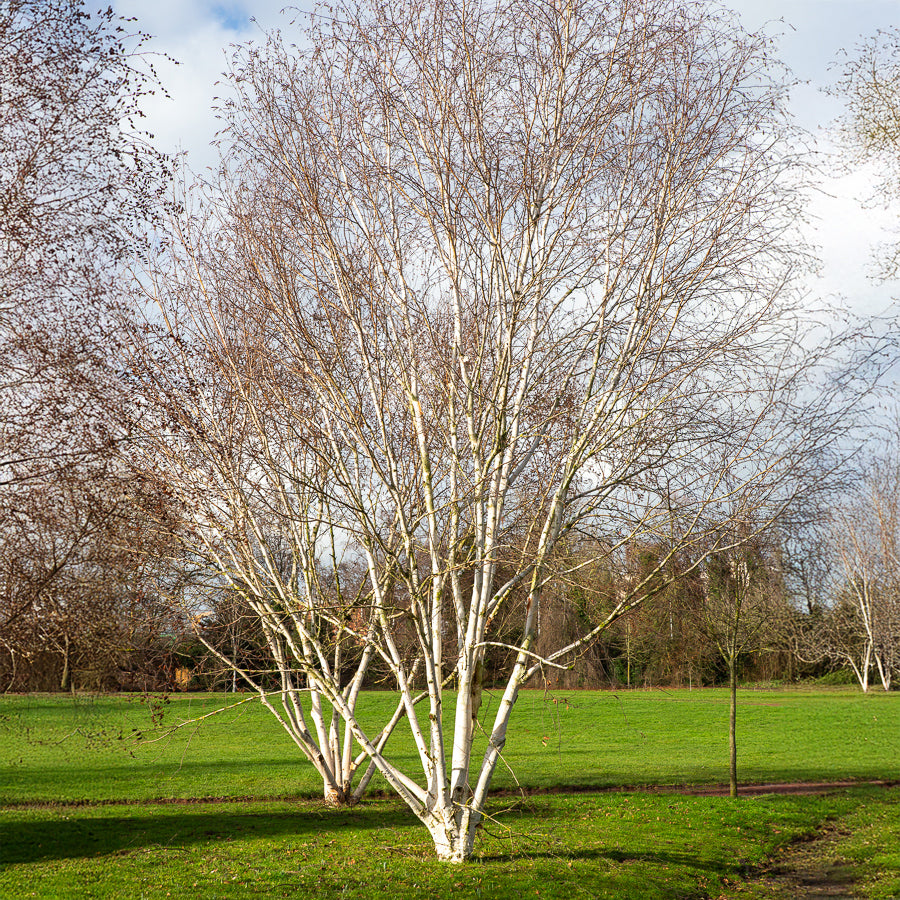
top-left (5, 778), bottom-right (896, 809)
top-left (509, 778), bottom-right (897, 799)
top-left (681, 779), bottom-right (896, 798)
top-left (748, 825), bottom-right (860, 899)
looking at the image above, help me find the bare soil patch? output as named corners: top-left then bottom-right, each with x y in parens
top-left (749, 824), bottom-right (860, 899)
top-left (5, 779), bottom-right (895, 810)
top-left (681, 780), bottom-right (897, 798)
top-left (504, 779), bottom-right (897, 799)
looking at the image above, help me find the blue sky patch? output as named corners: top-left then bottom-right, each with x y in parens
top-left (211, 2), bottom-right (248, 31)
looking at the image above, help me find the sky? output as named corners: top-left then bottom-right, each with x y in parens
top-left (113, 0), bottom-right (900, 320)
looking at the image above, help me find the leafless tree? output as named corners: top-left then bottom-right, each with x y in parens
top-left (826, 453), bottom-right (900, 691)
top-left (0, 465), bottom-right (184, 692)
top-left (1, 0), bottom-right (168, 477)
top-left (785, 437), bottom-right (900, 693)
top-left (835, 27), bottom-right (900, 279)
top-left (699, 524), bottom-right (787, 796)
top-left (131, 0), bottom-right (839, 860)
top-left (0, 0), bottom-right (170, 680)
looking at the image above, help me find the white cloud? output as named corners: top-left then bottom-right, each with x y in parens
top-left (805, 162), bottom-right (897, 316)
top-left (115, 0), bottom-right (900, 317)
top-left (115, 0), bottom-right (303, 169)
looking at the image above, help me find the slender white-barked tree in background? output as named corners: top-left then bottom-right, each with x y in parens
top-left (131, 0), bottom-right (829, 860)
top-left (828, 454), bottom-right (900, 692)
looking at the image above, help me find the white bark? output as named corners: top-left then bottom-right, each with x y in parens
top-left (130, 0), bottom-right (826, 860)
top-left (828, 454), bottom-right (900, 693)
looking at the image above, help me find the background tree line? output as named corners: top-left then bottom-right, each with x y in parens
top-left (5, 512), bottom-right (897, 694)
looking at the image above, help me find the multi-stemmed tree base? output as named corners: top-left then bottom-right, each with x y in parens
top-left (424, 811), bottom-right (479, 863)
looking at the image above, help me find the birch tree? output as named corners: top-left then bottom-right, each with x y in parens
top-left (132, 0), bottom-right (825, 860)
top-left (827, 456), bottom-right (900, 691)
top-left (836, 27), bottom-right (900, 278)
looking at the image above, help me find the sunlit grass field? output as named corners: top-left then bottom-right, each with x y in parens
top-left (1, 687), bottom-right (898, 898)
top-left (1, 687), bottom-right (898, 803)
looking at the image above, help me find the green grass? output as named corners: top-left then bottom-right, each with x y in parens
top-left (3, 787), bottom-right (895, 899)
top-left (1, 688), bottom-right (898, 898)
top-left (2, 688), bottom-right (898, 804)
top-left (833, 796), bottom-right (900, 899)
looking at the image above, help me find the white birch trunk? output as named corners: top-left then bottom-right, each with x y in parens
top-left (131, 0), bottom-right (825, 862)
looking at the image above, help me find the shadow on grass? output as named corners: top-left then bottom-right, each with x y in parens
top-left (478, 845), bottom-right (726, 872)
top-left (0, 803), bottom-right (419, 866)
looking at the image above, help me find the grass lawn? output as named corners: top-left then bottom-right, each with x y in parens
top-left (3, 788), bottom-right (899, 899)
top-left (1, 687), bottom-right (898, 898)
top-left (2, 687), bottom-right (898, 803)
top-left (836, 794), bottom-right (900, 899)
